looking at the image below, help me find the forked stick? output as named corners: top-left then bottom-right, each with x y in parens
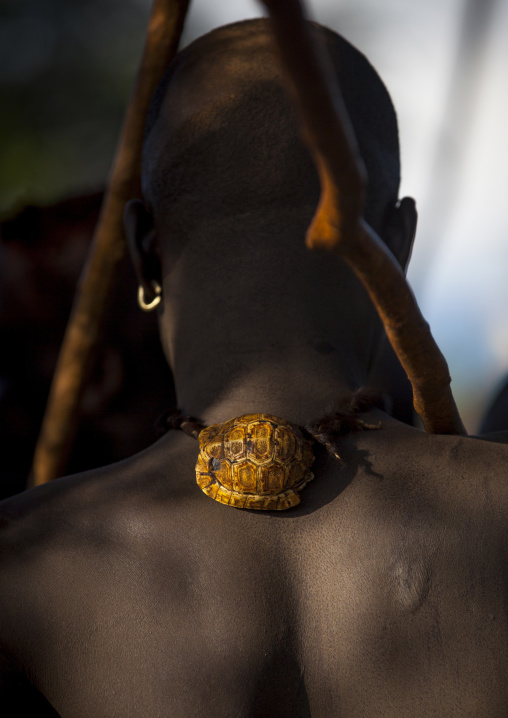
top-left (29, 0), bottom-right (191, 487)
top-left (260, 0), bottom-right (466, 435)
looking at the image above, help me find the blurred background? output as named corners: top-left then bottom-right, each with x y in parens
top-left (1, 0), bottom-right (507, 493)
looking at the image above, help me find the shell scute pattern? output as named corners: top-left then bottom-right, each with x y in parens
top-left (195, 413), bottom-right (314, 510)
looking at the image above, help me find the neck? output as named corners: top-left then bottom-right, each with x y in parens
top-left (172, 341), bottom-right (367, 427)
top-left (158, 210), bottom-right (381, 427)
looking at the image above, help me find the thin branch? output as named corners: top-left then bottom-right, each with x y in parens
top-left (29, 0), bottom-right (191, 488)
top-left (260, 0), bottom-right (466, 435)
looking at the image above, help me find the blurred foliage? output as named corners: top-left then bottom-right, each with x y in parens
top-left (0, 0), bottom-right (152, 214)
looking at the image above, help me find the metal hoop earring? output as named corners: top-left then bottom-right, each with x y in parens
top-left (138, 281), bottom-right (162, 312)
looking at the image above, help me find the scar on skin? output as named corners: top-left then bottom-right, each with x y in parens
top-left (394, 557), bottom-right (432, 613)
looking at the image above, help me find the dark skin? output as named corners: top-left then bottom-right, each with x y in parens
top-left (1, 20), bottom-right (508, 717)
top-left (480, 376), bottom-right (508, 435)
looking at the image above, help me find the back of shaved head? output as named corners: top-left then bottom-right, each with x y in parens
top-left (142, 19), bottom-right (400, 231)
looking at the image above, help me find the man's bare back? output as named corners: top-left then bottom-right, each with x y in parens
top-left (2, 415), bottom-right (508, 716)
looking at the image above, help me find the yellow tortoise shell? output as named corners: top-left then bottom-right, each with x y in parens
top-left (195, 413), bottom-right (314, 510)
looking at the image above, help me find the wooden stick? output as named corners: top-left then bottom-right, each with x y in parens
top-left (260, 0), bottom-right (466, 435)
top-left (29, 0), bottom-right (191, 488)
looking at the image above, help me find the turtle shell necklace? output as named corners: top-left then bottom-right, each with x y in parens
top-left (160, 389), bottom-right (383, 511)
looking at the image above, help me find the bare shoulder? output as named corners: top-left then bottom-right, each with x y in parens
top-left (473, 429), bottom-right (508, 445)
top-left (0, 431), bottom-right (201, 713)
top-left (0, 430), bottom-right (196, 599)
top-left (337, 419), bottom-right (508, 617)
top-left (0, 431), bottom-right (195, 570)
top-left (349, 417), bottom-right (508, 499)
top-left (314, 418), bottom-right (508, 597)
top-left (287, 421), bottom-right (508, 716)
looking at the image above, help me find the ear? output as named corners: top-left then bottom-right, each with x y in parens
top-left (381, 197), bottom-right (417, 274)
top-left (124, 199), bottom-right (162, 296)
